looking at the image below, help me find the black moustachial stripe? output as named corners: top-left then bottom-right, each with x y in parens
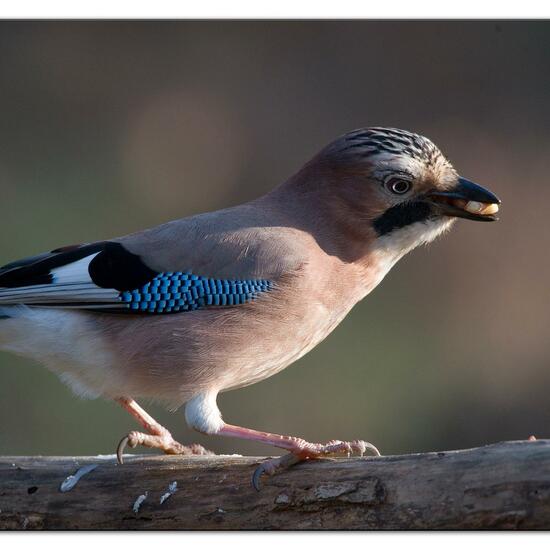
top-left (373, 201), bottom-right (433, 236)
top-left (88, 243), bottom-right (158, 291)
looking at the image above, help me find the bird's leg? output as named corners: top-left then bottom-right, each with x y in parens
top-left (115, 397), bottom-right (212, 464)
top-left (184, 394), bottom-right (380, 489)
top-left (216, 423), bottom-right (381, 490)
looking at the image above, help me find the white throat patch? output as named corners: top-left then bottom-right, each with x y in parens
top-left (369, 217), bottom-right (455, 288)
top-left (375, 217), bottom-right (454, 258)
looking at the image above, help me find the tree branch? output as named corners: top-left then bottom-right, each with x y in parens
top-left (1, 440), bottom-right (549, 529)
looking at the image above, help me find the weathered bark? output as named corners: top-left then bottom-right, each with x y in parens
top-left (0, 440), bottom-right (549, 530)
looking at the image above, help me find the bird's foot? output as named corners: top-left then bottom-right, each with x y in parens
top-left (252, 438), bottom-right (380, 491)
top-left (116, 427), bottom-right (213, 464)
top-left (114, 396), bottom-right (214, 464)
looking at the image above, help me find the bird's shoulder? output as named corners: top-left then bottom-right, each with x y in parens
top-left (117, 202), bottom-right (310, 280)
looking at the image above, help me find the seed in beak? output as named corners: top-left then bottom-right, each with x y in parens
top-left (464, 201), bottom-right (499, 215)
top-left (464, 201), bottom-right (484, 213)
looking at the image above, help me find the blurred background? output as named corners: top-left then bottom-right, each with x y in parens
top-left (0, 21), bottom-right (548, 458)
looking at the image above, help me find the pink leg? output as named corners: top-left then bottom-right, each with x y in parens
top-left (116, 397), bottom-right (212, 463)
top-left (217, 423), bottom-right (381, 490)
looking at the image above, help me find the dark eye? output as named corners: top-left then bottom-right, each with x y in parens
top-left (386, 178), bottom-right (411, 195)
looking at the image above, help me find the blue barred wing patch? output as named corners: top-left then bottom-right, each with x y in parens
top-left (119, 271), bottom-right (272, 314)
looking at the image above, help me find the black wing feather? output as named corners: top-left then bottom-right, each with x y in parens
top-left (0, 242), bottom-right (159, 291)
top-left (0, 243), bottom-right (105, 288)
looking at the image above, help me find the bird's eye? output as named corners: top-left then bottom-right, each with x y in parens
top-left (386, 178), bottom-right (411, 195)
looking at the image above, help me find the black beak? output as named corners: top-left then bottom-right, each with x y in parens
top-left (425, 177), bottom-right (501, 222)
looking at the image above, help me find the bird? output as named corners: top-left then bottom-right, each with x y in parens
top-left (0, 127), bottom-right (500, 489)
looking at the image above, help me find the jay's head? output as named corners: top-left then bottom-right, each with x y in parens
top-left (300, 127), bottom-right (501, 256)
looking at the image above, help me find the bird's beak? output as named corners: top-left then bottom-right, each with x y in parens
top-left (425, 177), bottom-right (501, 222)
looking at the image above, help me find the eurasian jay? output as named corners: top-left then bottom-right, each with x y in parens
top-left (0, 127), bottom-right (500, 488)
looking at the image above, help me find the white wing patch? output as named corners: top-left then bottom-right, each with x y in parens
top-left (50, 253), bottom-right (99, 284)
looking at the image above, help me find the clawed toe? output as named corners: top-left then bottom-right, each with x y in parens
top-left (252, 453), bottom-right (302, 491)
top-left (356, 439), bottom-right (381, 457)
top-left (117, 435), bottom-right (130, 464)
top-left (116, 430), bottom-right (214, 465)
top-left (310, 438), bottom-right (381, 458)
top-left (252, 438), bottom-right (381, 490)
top-left (187, 443), bottom-right (214, 456)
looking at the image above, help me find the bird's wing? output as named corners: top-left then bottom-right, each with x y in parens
top-left (0, 208), bottom-right (302, 314)
top-left (0, 239), bottom-right (276, 313)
